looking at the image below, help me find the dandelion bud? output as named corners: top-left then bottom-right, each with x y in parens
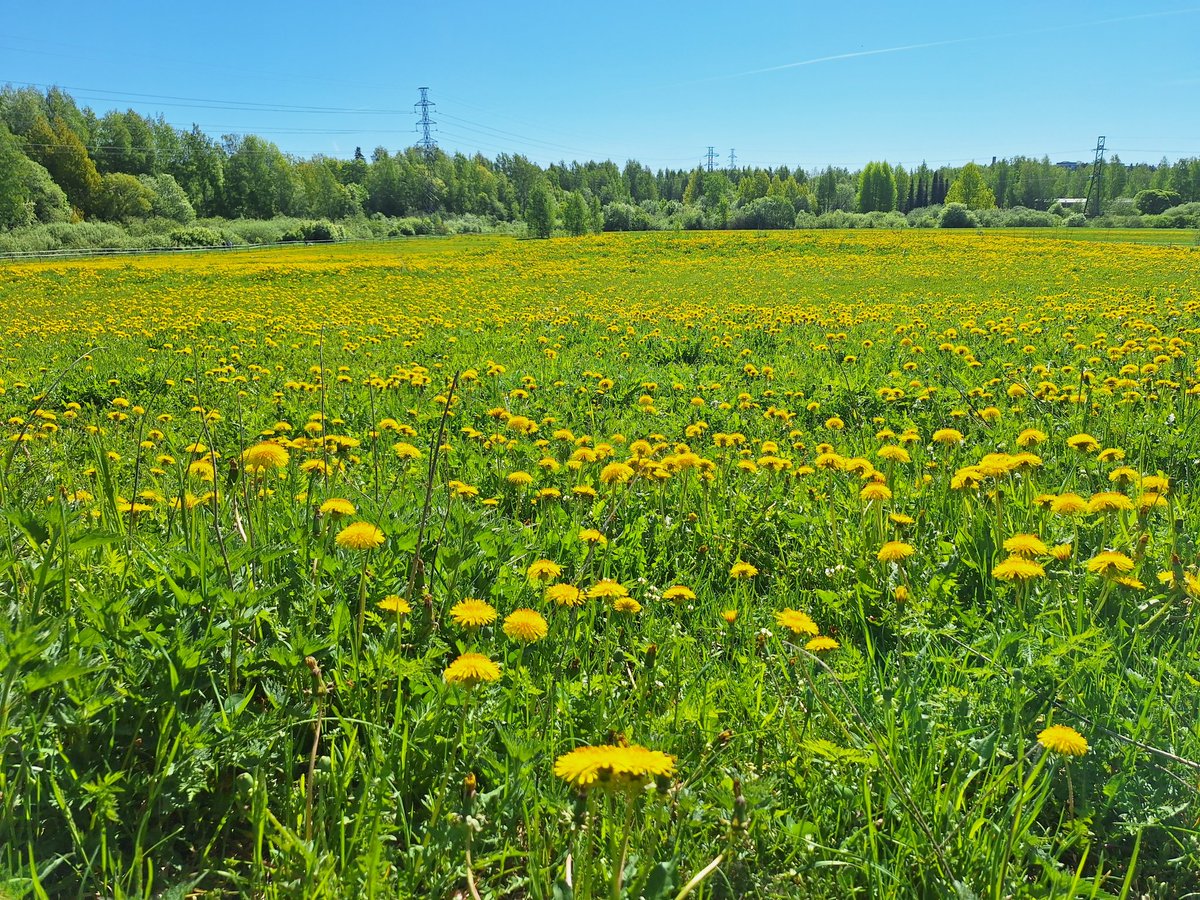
top-left (644, 643), bottom-right (658, 669)
top-left (463, 772), bottom-right (477, 802)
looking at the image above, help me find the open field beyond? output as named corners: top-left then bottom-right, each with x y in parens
top-left (1, 232), bottom-right (1199, 898)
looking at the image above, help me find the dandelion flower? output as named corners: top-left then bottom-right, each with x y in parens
top-left (599, 462), bottom-right (634, 485)
top-left (992, 555), bottom-right (1045, 581)
top-left (443, 652), bottom-right (501, 688)
top-left (1037, 724), bottom-right (1088, 757)
top-left (589, 579), bottom-right (628, 600)
top-left (860, 482), bottom-right (892, 502)
top-left (775, 608), bottom-right (818, 636)
top-left (393, 441), bottom-right (422, 460)
top-left (336, 521), bottom-right (385, 551)
top-left (546, 584), bottom-right (586, 607)
top-left (877, 541), bottom-right (915, 563)
top-left (450, 598), bottom-right (497, 629)
top-left (579, 528), bottom-right (607, 545)
top-left (320, 497), bottom-right (356, 517)
top-left (721, 609), bottom-right (739, 624)
top-left (527, 559), bottom-right (562, 583)
top-left (507, 471), bottom-right (534, 487)
top-left (1086, 550), bottom-right (1134, 578)
top-left (612, 596), bottom-right (642, 615)
top-left (729, 561), bottom-right (758, 579)
top-left (1050, 493), bottom-right (1088, 516)
top-left (931, 428), bottom-right (964, 445)
top-left (662, 585), bottom-right (695, 603)
top-left (805, 635), bottom-right (840, 652)
top-left (378, 595), bottom-right (412, 615)
top-left (1087, 491), bottom-right (1134, 514)
top-left (1003, 533), bottom-right (1048, 557)
top-left (1066, 433), bottom-right (1100, 453)
top-left (553, 744), bottom-right (675, 791)
top-left (503, 608), bottom-right (548, 643)
top-left (243, 442), bottom-right (290, 472)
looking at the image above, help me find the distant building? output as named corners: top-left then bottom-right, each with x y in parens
top-left (1055, 198), bottom-right (1088, 208)
top-left (1055, 161), bottom-right (1084, 171)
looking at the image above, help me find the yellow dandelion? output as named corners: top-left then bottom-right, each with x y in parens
top-left (877, 541), bottom-right (915, 563)
top-left (599, 462), bottom-right (635, 485)
top-left (612, 595), bottom-right (642, 614)
top-left (1037, 724), bottom-right (1088, 757)
top-left (553, 744), bottom-right (675, 791)
top-left (503, 608), bottom-right (548, 643)
top-left (546, 583), bottom-right (586, 607)
top-left (320, 497), bottom-right (356, 518)
top-left (242, 442), bottom-right (289, 472)
top-left (589, 579), bottom-right (628, 600)
top-left (527, 559), bottom-right (562, 583)
top-left (450, 598), bottom-right (497, 629)
top-left (805, 635), bottom-right (840, 652)
top-left (729, 561), bottom-right (758, 579)
top-left (335, 521), bottom-right (385, 551)
top-left (378, 595), bottom-right (412, 615)
top-left (579, 528), bottom-right (607, 545)
top-left (662, 585), bottom-right (695, 603)
top-left (992, 555), bottom-right (1046, 581)
top-left (443, 652), bottom-right (501, 688)
top-left (1003, 533), bottom-right (1048, 557)
top-left (775, 608), bottom-right (818, 636)
top-left (1086, 551), bottom-right (1135, 578)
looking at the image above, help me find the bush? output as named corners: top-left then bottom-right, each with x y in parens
top-left (170, 226), bottom-right (226, 248)
top-left (1134, 189), bottom-right (1182, 216)
top-left (939, 203), bottom-right (978, 228)
top-left (1155, 202), bottom-right (1200, 229)
top-left (1065, 213), bottom-right (1087, 228)
top-left (728, 196), bottom-right (794, 230)
top-left (793, 211), bottom-right (818, 229)
top-left (906, 206), bottom-right (942, 228)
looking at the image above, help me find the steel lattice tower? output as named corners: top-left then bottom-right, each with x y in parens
top-left (415, 87), bottom-right (437, 155)
top-left (728, 148), bottom-right (737, 170)
top-left (705, 146), bottom-right (717, 172)
top-left (1084, 136), bottom-right (1106, 218)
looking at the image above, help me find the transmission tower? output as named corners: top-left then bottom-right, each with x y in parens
top-left (705, 146), bottom-right (717, 172)
top-left (1084, 135), bottom-right (1106, 218)
top-left (728, 148), bottom-right (737, 170)
top-left (414, 87), bottom-right (437, 155)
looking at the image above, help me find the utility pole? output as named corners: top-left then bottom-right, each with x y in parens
top-left (1084, 135), bottom-right (1105, 218)
top-left (728, 148), bottom-right (737, 170)
top-left (705, 146), bottom-right (717, 172)
top-left (415, 87), bottom-right (437, 156)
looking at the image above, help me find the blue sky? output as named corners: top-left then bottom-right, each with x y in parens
top-left (3, 1), bottom-right (1198, 170)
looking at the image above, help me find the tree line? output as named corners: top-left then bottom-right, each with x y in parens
top-left (2, 84), bottom-right (1198, 240)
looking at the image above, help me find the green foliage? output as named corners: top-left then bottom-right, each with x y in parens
top-left (939, 202), bottom-right (978, 228)
top-left (138, 174), bottom-right (196, 224)
top-left (562, 190), bottom-right (589, 236)
top-left (525, 181), bottom-right (555, 238)
top-left (857, 161), bottom-right (897, 213)
top-left (94, 172), bottom-right (155, 222)
top-left (945, 162), bottom-right (996, 210)
top-left (1134, 189), bottom-right (1182, 215)
top-left (25, 115), bottom-right (101, 214)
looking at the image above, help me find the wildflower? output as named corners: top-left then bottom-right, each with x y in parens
top-left (932, 427), bottom-right (964, 445)
top-left (1050, 493), bottom-right (1089, 516)
top-left (992, 556), bottom-right (1046, 581)
top-left (1037, 724), bottom-right (1088, 757)
top-left (243, 442), bottom-right (289, 472)
top-left (775, 608), bottom-right (818, 636)
top-left (579, 528), bottom-right (607, 545)
top-left (877, 445), bottom-right (910, 463)
top-left (1015, 428), bottom-right (1047, 447)
top-left (443, 652), bottom-right (501, 687)
top-left (805, 635), bottom-right (840, 652)
top-left (1087, 491), bottom-right (1134, 514)
top-left (393, 441), bottom-right (422, 460)
top-left (599, 462), bottom-right (634, 485)
top-left (507, 471), bottom-right (534, 487)
top-left (860, 482), bottom-right (892, 502)
top-left (336, 521), bottom-right (385, 551)
top-left (877, 541), bottom-right (915, 563)
top-left (553, 744), bottom-right (675, 791)
top-left (613, 596), bottom-right (642, 614)
top-left (662, 585), bottom-right (695, 603)
top-left (721, 609), bottom-right (739, 624)
top-left (546, 584), bottom-right (586, 607)
top-left (1066, 433), bottom-right (1100, 453)
top-left (503, 608), bottom-right (548, 643)
top-left (1086, 551), bottom-right (1135, 578)
top-left (1003, 533), bottom-right (1048, 557)
top-left (589, 579), bottom-right (628, 600)
top-left (450, 598), bottom-right (497, 629)
top-left (527, 559), bottom-right (562, 583)
top-left (1050, 543), bottom-right (1073, 562)
top-left (378, 595), bottom-right (412, 615)
top-left (320, 498), bottom-right (356, 517)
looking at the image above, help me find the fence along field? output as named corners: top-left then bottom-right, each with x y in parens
top-left (1, 230), bottom-right (1198, 898)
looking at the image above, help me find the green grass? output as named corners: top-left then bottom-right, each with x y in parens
top-left (0, 230), bottom-right (1198, 898)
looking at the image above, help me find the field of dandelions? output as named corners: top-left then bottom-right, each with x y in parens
top-left (1, 231), bottom-right (1199, 899)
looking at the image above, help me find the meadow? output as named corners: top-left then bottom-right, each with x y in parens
top-left (1, 230), bottom-right (1199, 899)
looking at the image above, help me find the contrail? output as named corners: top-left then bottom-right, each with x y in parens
top-left (737, 39), bottom-right (970, 77)
top-left (700, 6), bottom-right (1200, 84)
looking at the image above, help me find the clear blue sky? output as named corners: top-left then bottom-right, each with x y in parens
top-left (3, 1), bottom-right (1198, 171)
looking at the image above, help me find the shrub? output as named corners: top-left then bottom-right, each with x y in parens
top-left (939, 203), bottom-right (978, 228)
top-left (729, 196), bottom-right (795, 230)
top-left (170, 226), bottom-right (226, 248)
